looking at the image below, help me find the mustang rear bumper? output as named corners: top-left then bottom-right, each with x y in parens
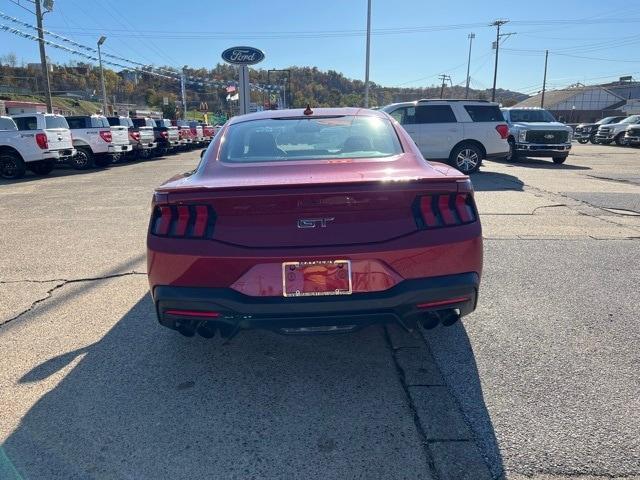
top-left (153, 272), bottom-right (479, 331)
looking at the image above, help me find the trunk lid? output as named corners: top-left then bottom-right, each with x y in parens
top-left (138, 127), bottom-right (155, 143)
top-left (163, 154), bottom-right (463, 248)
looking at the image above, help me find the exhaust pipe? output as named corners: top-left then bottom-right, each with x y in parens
top-left (419, 312), bottom-right (440, 330)
top-left (440, 309), bottom-right (460, 327)
top-left (176, 319), bottom-right (197, 337)
top-left (197, 321), bottom-right (217, 339)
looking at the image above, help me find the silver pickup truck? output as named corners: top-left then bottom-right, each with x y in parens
top-left (502, 107), bottom-right (573, 164)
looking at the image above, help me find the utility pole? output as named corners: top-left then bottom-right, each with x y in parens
top-left (97, 36), bottom-right (108, 115)
top-left (465, 33), bottom-right (475, 99)
top-left (438, 74), bottom-right (452, 99)
top-left (490, 19), bottom-right (511, 102)
top-left (541, 49), bottom-right (549, 108)
top-left (364, 0), bottom-right (372, 107)
top-left (180, 66), bottom-right (188, 119)
top-left (34, 0), bottom-right (53, 113)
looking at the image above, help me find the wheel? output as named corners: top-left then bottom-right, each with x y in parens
top-left (614, 133), bottom-right (626, 146)
top-left (139, 148), bottom-right (152, 160)
top-left (0, 153), bottom-right (26, 179)
top-left (450, 143), bottom-right (482, 174)
top-left (577, 138), bottom-right (589, 144)
top-left (111, 152), bottom-right (122, 163)
top-left (71, 148), bottom-right (94, 170)
top-left (506, 137), bottom-right (519, 162)
top-left (28, 160), bottom-right (55, 175)
top-left (94, 154), bottom-right (113, 167)
top-left (552, 156), bottom-right (567, 164)
top-left (589, 135), bottom-right (598, 144)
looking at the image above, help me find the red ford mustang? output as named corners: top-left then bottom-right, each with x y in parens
top-left (147, 107), bottom-right (482, 338)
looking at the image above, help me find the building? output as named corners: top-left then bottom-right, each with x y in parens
top-left (3, 100), bottom-right (47, 115)
top-left (513, 85), bottom-right (626, 123)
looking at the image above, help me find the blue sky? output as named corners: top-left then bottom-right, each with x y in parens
top-left (2, 0), bottom-right (640, 94)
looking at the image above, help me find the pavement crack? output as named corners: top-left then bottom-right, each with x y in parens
top-left (0, 271), bottom-right (146, 328)
top-left (382, 326), bottom-right (441, 480)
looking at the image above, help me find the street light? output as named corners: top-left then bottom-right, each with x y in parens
top-left (97, 35), bottom-right (108, 115)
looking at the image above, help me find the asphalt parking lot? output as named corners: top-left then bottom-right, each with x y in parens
top-left (1, 144), bottom-right (639, 480)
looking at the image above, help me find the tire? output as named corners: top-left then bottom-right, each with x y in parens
top-left (506, 137), bottom-right (519, 162)
top-left (0, 152), bottom-right (26, 179)
top-left (552, 156), bottom-right (567, 164)
top-left (139, 148), bottom-right (152, 160)
top-left (71, 148), bottom-right (94, 170)
top-left (29, 160), bottom-right (55, 176)
top-left (94, 154), bottom-right (113, 167)
top-left (589, 135), bottom-right (598, 144)
top-left (614, 133), bottom-right (626, 146)
top-left (577, 138), bottom-right (589, 144)
top-left (450, 143), bottom-right (482, 174)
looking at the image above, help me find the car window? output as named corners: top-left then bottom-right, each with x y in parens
top-left (65, 117), bottom-right (86, 129)
top-left (619, 115), bottom-right (640, 124)
top-left (107, 117), bottom-right (120, 126)
top-left (219, 115), bottom-right (402, 163)
top-left (415, 105), bottom-right (457, 124)
top-left (91, 116), bottom-right (110, 128)
top-left (0, 117), bottom-right (18, 131)
top-left (464, 105), bottom-right (504, 122)
top-left (13, 116), bottom-right (38, 130)
top-left (45, 116), bottom-right (69, 129)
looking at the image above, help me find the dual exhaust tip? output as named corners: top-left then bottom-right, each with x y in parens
top-left (417, 309), bottom-right (460, 330)
top-left (176, 319), bottom-right (233, 338)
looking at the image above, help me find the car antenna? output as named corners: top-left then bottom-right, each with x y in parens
top-left (303, 104), bottom-right (313, 116)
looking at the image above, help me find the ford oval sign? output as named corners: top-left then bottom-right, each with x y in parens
top-left (221, 46), bottom-right (265, 66)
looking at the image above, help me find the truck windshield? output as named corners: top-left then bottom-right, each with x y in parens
top-left (219, 115), bottom-right (402, 163)
top-left (508, 109), bottom-right (557, 123)
top-left (45, 116), bottom-right (69, 129)
top-left (619, 115), bottom-right (640, 124)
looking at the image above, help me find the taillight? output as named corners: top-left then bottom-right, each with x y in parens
top-left (415, 193), bottom-right (477, 229)
top-left (130, 131), bottom-right (141, 141)
top-left (99, 130), bottom-right (112, 142)
top-left (495, 124), bottom-right (509, 139)
top-left (160, 131), bottom-right (169, 138)
top-left (150, 204), bottom-right (215, 238)
top-left (35, 133), bottom-right (48, 149)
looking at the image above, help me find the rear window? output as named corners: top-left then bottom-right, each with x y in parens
top-left (219, 115), bottom-right (402, 163)
top-left (107, 117), bottom-right (119, 126)
top-left (464, 105), bottom-right (504, 122)
top-left (65, 117), bottom-right (86, 129)
top-left (45, 116), bottom-right (69, 129)
top-left (91, 116), bottom-right (110, 128)
top-left (13, 116), bottom-right (38, 131)
top-left (0, 117), bottom-right (17, 131)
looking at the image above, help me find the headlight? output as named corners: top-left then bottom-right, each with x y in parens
top-left (518, 130), bottom-right (527, 142)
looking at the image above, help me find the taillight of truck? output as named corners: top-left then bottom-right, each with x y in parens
top-left (35, 133), bottom-right (48, 149)
top-left (99, 130), bottom-right (112, 143)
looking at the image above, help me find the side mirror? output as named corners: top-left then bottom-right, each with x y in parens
top-left (200, 149), bottom-right (206, 159)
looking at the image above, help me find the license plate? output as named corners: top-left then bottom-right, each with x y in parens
top-left (282, 260), bottom-right (352, 297)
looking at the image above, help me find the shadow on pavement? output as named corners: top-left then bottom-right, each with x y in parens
top-left (488, 157), bottom-right (591, 170)
top-left (471, 169), bottom-right (524, 191)
top-left (1, 295), bottom-right (503, 479)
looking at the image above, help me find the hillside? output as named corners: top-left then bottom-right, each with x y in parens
top-left (0, 61), bottom-right (528, 117)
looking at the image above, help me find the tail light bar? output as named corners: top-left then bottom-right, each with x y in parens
top-left (160, 131), bottom-right (169, 139)
top-left (150, 204), bottom-right (215, 238)
top-left (99, 130), bottom-right (113, 142)
top-left (35, 132), bottom-right (48, 149)
top-left (495, 124), bottom-right (509, 139)
top-left (130, 131), bottom-right (141, 142)
top-left (414, 193), bottom-right (477, 229)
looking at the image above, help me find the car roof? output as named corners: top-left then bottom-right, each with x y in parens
top-left (227, 107), bottom-right (388, 125)
top-left (12, 112), bottom-right (61, 117)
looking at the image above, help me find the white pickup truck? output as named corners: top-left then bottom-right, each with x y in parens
top-left (65, 115), bottom-right (132, 168)
top-left (2, 113), bottom-right (75, 179)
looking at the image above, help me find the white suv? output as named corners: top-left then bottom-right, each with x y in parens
top-left (381, 99), bottom-right (510, 174)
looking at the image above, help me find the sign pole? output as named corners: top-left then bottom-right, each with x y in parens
top-left (238, 65), bottom-right (250, 115)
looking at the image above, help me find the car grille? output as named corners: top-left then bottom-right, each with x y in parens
top-left (626, 127), bottom-right (640, 136)
top-left (598, 127), bottom-right (611, 134)
top-left (526, 130), bottom-right (569, 143)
